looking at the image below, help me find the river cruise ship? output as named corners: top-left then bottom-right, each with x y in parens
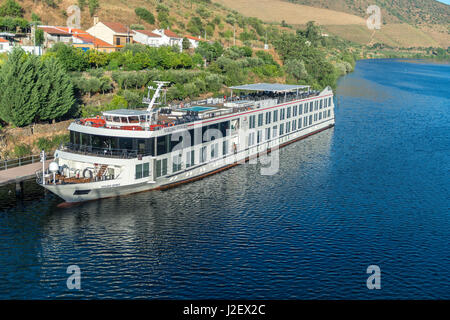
top-left (37, 82), bottom-right (335, 202)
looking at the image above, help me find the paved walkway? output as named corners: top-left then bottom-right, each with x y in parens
top-left (0, 160), bottom-right (51, 186)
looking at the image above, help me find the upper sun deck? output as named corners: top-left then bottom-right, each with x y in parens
top-left (71, 83), bottom-right (326, 136)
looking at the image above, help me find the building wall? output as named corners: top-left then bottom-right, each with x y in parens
top-left (133, 32), bottom-right (161, 47)
top-left (87, 23), bottom-right (115, 45)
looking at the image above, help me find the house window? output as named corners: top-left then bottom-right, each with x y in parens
top-left (116, 37), bottom-right (121, 45)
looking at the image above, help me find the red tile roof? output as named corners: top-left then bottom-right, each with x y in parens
top-left (135, 30), bottom-right (161, 38)
top-left (163, 29), bottom-right (181, 38)
top-left (38, 26), bottom-right (72, 35)
top-left (185, 35), bottom-right (202, 41)
top-left (58, 27), bottom-right (88, 35)
top-left (73, 34), bottom-right (115, 47)
top-left (102, 22), bottom-right (129, 34)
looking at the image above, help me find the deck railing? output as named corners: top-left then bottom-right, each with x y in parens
top-left (0, 154), bottom-right (54, 171)
top-left (61, 143), bottom-right (146, 159)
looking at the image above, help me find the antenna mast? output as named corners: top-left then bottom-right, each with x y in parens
top-left (143, 81), bottom-right (170, 112)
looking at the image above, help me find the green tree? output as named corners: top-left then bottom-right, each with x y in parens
top-left (135, 7), bottom-right (155, 24)
top-left (0, 0), bottom-right (24, 18)
top-left (38, 57), bottom-right (75, 121)
top-left (182, 37), bottom-right (190, 50)
top-left (47, 43), bottom-right (89, 71)
top-left (88, 0), bottom-right (99, 17)
top-left (0, 49), bottom-right (40, 126)
top-left (34, 28), bottom-right (44, 46)
top-left (284, 59), bottom-right (308, 81)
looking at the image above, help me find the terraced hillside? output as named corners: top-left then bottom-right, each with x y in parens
top-left (217, 0), bottom-right (449, 48)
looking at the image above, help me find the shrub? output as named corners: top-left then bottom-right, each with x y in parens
top-left (14, 143), bottom-right (32, 158)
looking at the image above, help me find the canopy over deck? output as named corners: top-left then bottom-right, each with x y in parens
top-left (229, 83), bottom-right (310, 93)
top-left (103, 109), bottom-right (150, 117)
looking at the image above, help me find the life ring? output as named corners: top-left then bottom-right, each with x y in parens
top-left (83, 168), bottom-right (93, 179)
top-left (168, 122), bottom-right (175, 127)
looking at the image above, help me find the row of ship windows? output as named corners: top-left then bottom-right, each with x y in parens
top-left (136, 109), bottom-right (332, 179)
top-left (135, 140), bottom-right (230, 179)
top-left (249, 97), bottom-right (332, 129)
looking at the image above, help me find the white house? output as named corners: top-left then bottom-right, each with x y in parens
top-left (152, 29), bottom-right (183, 51)
top-left (132, 30), bottom-right (162, 47)
top-left (184, 35), bottom-right (202, 49)
top-left (0, 37), bottom-right (11, 53)
top-left (87, 19), bottom-right (132, 46)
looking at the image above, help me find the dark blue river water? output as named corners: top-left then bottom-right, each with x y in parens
top-left (0, 59), bottom-right (449, 299)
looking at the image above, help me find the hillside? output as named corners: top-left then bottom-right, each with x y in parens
top-left (217, 0), bottom-right (450, 48)
top-left (284, 0), bottom-right (450, 25)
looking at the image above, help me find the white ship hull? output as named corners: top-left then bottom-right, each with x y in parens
top-left (39, 84), bottom-right (336, 203)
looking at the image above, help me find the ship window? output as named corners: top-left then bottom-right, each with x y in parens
top-left (272, 126), bottom-right (277, 138)
top-left (328, 110), bottom-right (331, 117)
top-left (200, 146), bottom-right (207, 163)
top-left (265, 112), bottom-right (271, 125)
top-left (258, 113), bottom-right (264, 127)
top-left (257, 130), bottom-right (262, 143)
top-left (211, 143), bottom-right (218, 159)
top-left (135, 163), bottom-right (150, 179)
top-left (304, 104), bottom-right (308, 114)
top-left (320, 99), bottom-right (323, 109)
top-left (309, 115), bottom-right (313, 125)
top-left (293, 105), bottom-right (298, 117)
top-left (292, 119), bottom-right (297, 131)
top-left (219, 121), bottom-right (230, 137)
top-left (299, 104), bottom-right (303, 115)
top-left (105, 115), bottom-right (112, 121)
top-left (265, 127), bottom-right (271, 141)
top-left (280, 108), bottom-right (285, 120)
top-left (248, 132), bottom-right (255, 146)
top-left (309, 102), bottom-right (313, 112)
top-left (304, 117), bottom-right (307, 127)
top-left (328, 97), bottom-right (332, 106)
top-left (157, 135), bottom-right (169, 155)
top-left (121, 117), bottom-right (129, 123)
top-left (319, 112), bottom-right (322, 120)
top-left (172, 154), bottom-right (182, 172)
top-left (223, 140), bottom-right (228, 156)
top-left (279, 123), bottom-right (284, 136)
top-left (129, 116), bottom-right (139, 123)
top-left (249, 115), bottom-right (256, 129)
top-left (287, 107), bottom-right (291, 119)
top-left (156, 159), bottom-right (167, 177)
top-left (273, 110), bottom-right (278, 122)
top-left (113, 116), bottom-right (120, 122)
top-left (186, 150), bottom-right (195, 168)
top-left (314, 113), bottom-right (318, 122)
top-left (298, 117), bottom-right (302, 128)
top-left (286, 122), bottom-right (291, 133)
top-left (119, 137), bottom-right (133, 151)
